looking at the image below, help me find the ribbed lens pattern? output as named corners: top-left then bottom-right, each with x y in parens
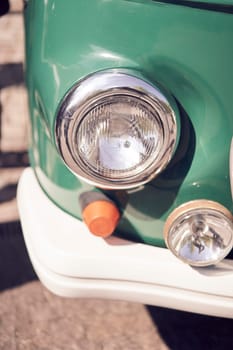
top-left (74, 96), bottom-right (163, 179)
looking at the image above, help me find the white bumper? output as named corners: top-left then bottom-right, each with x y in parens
top-left (17, 168), bottom-right (233, 318)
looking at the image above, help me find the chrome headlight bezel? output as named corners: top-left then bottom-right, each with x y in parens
top-left (55, 69), bottom-right (179, 189)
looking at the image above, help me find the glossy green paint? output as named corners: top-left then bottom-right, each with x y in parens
top-left (156, 0), bottom-right (233, 5)
top-left (24, 0), bottom-right (233, 246)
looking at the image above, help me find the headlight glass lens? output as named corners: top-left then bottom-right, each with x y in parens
top-left (56, 70), bottom-right (179, 189)
top-left (164, 201), bottom-right (233, 266)
top-left (75, 95), bottom-right (164, 179)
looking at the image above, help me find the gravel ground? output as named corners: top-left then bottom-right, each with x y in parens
top-left (0, 1), bottom-right (233, 350)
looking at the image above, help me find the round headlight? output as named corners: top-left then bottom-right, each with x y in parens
top-left (56, 70), bottom-right (179, 189)
top-left (164, 200), bottom-right (233, 267)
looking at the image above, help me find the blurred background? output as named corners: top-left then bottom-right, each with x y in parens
top-left (0, 1), bottom-right (233, 349)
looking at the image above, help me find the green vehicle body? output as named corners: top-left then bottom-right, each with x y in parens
top-left (24, 0), bottom-right (233, 248)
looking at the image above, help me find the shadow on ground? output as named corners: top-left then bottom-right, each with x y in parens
top-left (0, 151), bottom-right (29, 203)
top-left (0, 150), bottom-right (29, 168)
top-left (147, 305), bottom-right (233, 349)
top-left (0, 63), bottom-right (24, 89)
top-left (0, 138), bottom-right (34, 290)
top-left (0, 221), bottom-right (37, 291)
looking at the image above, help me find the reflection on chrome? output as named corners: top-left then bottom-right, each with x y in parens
top-left (164, 202), bottom-right (233, 267)
top-left (55, 69), bottom-right (179, 189)
top-left (98, 136), bottom-right (145, 171)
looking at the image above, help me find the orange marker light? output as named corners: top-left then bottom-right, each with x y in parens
top-left (82, 200), bottom-right (120, 238)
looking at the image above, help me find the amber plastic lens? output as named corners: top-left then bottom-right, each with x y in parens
top-left (75, 95), bottom-right (163, 180)
top-left (164, 202), bottom-right (233, 267)
top-left (82, 200), bottom-right (120, 237)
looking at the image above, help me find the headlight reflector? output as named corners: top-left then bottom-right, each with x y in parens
top-left (56, 70), bottom-right (179, 189)
top-left (164, 200), bottom-right (233, 267)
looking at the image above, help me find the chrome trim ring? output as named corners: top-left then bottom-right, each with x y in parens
top-left (55, 69), bottom-right (179, 189)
